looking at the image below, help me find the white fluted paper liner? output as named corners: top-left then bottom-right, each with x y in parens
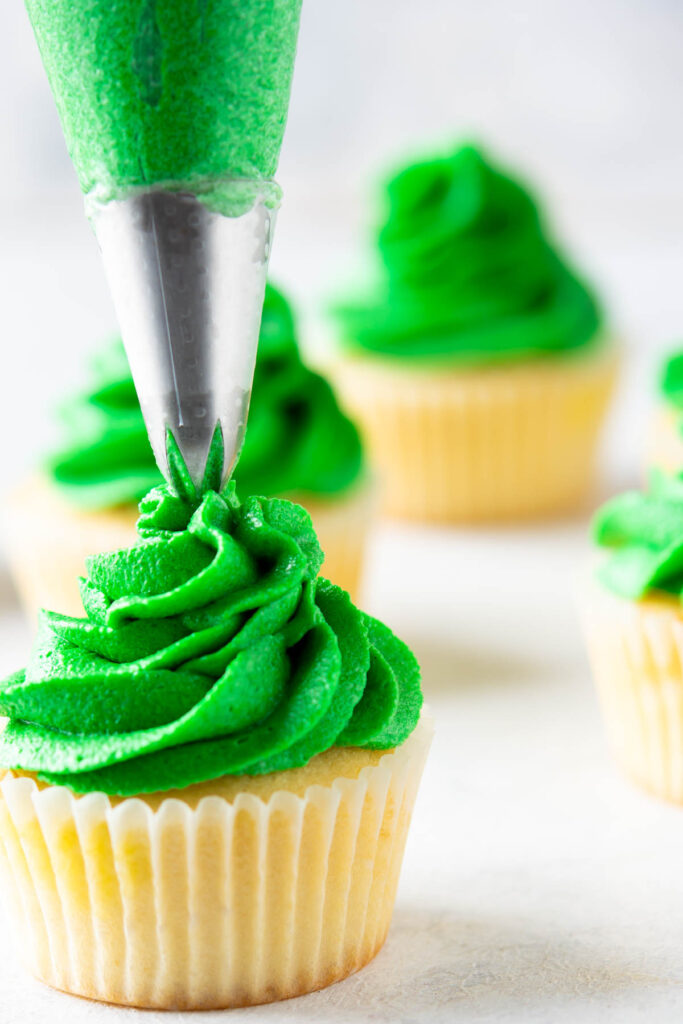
top-left (0, 713), bottom-right (432, 1010)
top-left (581, 578), bottom-right (683, 802)
top-left (647, 405), bottom-right (683, 477)
top-left (3, 475), bottom-right (139, 622)
top-left (330, 341), bottom-right (617, 522)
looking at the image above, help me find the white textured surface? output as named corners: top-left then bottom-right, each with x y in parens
top-left (2, 516), bottom-right (683, 1021)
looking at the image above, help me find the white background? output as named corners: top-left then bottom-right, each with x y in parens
top-left (0, 2), bottom-right (682, 1020)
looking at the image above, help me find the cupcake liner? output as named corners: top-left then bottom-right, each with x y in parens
top-left (330, 343), bottom-right (617, 522)
top-left (647, 405), bottom-right (683, 476)
top-left (3, 476), bottom-right (139, 621)
top-left (292, 478), bottom-right (376, 602)
top-left (0, 714), bottom-right (432, 1010)
top-left (581, 580), bottom-right (683, 802)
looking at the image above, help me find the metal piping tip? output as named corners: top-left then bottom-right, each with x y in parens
top-left (87, 182), bottom-right (278, 493)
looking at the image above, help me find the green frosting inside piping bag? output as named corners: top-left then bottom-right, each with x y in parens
top-left (0, 482), bottom-right (422, 795)
top-left (336, 144), bottom-right (602, 362)
top-left (23, 0), bottom-right (302, 198)
top-left (593, 472), bottom-right (683, 600)
top-left (49, 284), bottom-right (364, 509)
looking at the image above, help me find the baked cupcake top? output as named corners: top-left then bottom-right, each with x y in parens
top-left (0, 476), bottom-right (422, 796)
top-left (593, 473), bottom-right (683, 600)
top-left (25, 0), bottom-right (302, 198)
top-left (336, 144), bottom-right (602, 362)
top-left (49, 283), bottom-right (364, 509)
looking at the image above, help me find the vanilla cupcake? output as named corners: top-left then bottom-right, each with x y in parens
top-left (582, 472), bottom-right (683, 802)
top-left (648, 350), bottom-right (683, 474)
top-left (331, 144), bottom-right (617, 522)
top-left (0, 478), bottom-right (430, 1009)
top-left (4, 284), bottom-right (371, 617)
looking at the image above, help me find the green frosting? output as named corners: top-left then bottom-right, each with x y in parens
top-left (593, 473), bottom-right (683, 600)
top-left (336, 144), bottom-right (602, 362)
top-left (660, 350), bottom-right (683, 410)
top-left (0, 485), bottom-right (422, 795)
top-left (24, 0), bottom-right (302, 197)
top-left (49, 284), bottom-right (363, 509)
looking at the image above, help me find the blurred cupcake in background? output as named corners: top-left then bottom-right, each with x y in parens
top-left (4, 284), bottom-right (372, 618)
top-left (648, 349), bottom-right (683, 474)
top-left (330, 144), bottom-right (617, 522)
top-left (582, 473), bottom-right (683, 803)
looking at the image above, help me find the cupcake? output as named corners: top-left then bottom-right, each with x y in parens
top-left (649, 349), bottom-right (683, 474)
top-left (331, 144), bottom-right (617, 522)
top-left (582, 472), bottom-right (683, 802)
top-left (5, 284), bottom-right (371, 618)
top-left (0, 477), bottom-right (430, 1009)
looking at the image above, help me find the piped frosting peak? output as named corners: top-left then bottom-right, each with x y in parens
top-left (0, 483), bottom-right (421, 795)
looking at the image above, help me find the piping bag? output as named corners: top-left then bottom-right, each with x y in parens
top-left (24, 0), bottom-right (303, 494)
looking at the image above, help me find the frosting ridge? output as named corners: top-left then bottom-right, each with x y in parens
top-left (660, 350), bottom-right (683, 410)
top-left (337, 144), bottom-right (602, 361)
top-left (593, 473), bottom-right (683, 600)
top-left (0, 485), bottom-right (421, 795)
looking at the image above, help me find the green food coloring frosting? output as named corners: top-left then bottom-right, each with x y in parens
top-left (49, 284), bottom-right (363, 509)
top-left (24, 0), bottom-right (302, 198)
top-left (0, 484), bottom-right (422, 795)
top-left (660, 350), bottom-right (683, 410)
top-left (336, 144), bottom-right (602, 362)
top-left (593, 472), bottom-right (683, 601)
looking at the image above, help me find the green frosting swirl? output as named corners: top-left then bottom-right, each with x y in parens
top-left (0, 485), bottom-right (422, 795)
top-left (336, 144), bottom-right (602, 361)
top-left (49, 284), bottom-right (363, 509)
top-left (593, 473), bottom-right (683, 600)
top-left (660, 350), bottom-right (683, 410)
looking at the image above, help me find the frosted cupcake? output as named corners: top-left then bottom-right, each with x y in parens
top-left (582, 472), bottom-right (683, 802)
top-left (0, 476), bottom-right (430, 1009)
top-left (5, 284), bottom-right (371, 617)
top-left (649, 350), bottom-right (683, 474)
top-left (331, 144), bottom-right (617, 522)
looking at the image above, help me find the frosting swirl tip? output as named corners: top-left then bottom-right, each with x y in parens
top-left (0, 483), bottom-right (420, 795)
